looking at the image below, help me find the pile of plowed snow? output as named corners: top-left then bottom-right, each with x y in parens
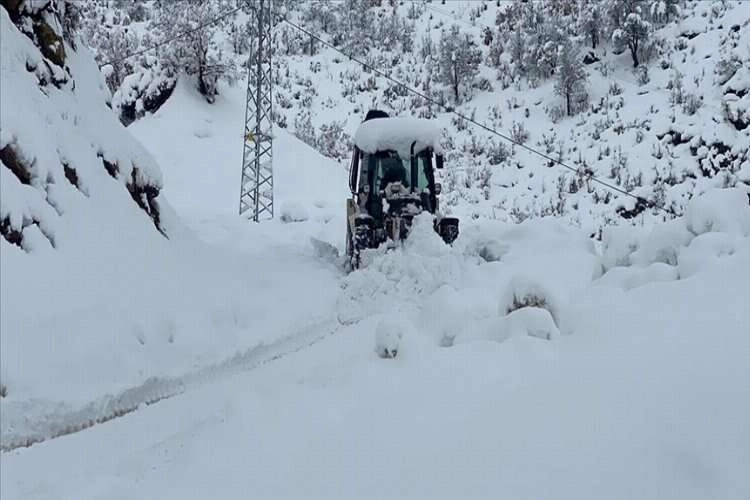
top-left (339, 188), bottom-right (749, 360)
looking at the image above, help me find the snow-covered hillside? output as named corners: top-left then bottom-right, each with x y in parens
top-left (2, 1), bottom-right (750, 499)
top-left (79, 0), bottom-right (750, 232)
top-left (0, 2), bottom-right (345, 449)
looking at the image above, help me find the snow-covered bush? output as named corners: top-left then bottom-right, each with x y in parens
top-left (112, 61), bottom-right (176, 126)
top-left (510, 121), bottom-right (530, 145)
top-left (317, 121), bottom-right (352, 161)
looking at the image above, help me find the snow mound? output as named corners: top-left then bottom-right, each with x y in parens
top-left (354, 116), bottom-right (444, 158)
top-left (342, 216), bottom-right (596, 348)
top-left (279, 200), bottom-right (310, 223)
top-left (499, 274), bottom-right (563, 328)
top-left (685, 188), bottom-right (750, 237)
top-left (374, 316), bottom-right (405, 359)
top-left (599, 188), bottom-right (750, 285)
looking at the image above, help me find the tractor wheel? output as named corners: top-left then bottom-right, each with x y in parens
top-left (347, 225), bottom-right (361, 271)
top-left (437, 217), bottom-right (459, 245)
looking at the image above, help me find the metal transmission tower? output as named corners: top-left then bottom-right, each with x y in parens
top-left (239, 0), bottom-right (273, 221)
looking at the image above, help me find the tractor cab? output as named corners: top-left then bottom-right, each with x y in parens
top-left (345, 110), bottom-right (459, 269)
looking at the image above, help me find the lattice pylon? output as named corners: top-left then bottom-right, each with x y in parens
top-left (239, 0), bottom-right (273, 221)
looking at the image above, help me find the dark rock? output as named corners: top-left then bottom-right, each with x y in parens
top-left (1, 0), bottom-right (23, 21)
top-left (100, 156), bottom-right (119, 178)
top-left (1, 144), bottom-right (32, 185)
top-left (0, 216), bottom-right (23, 247)
top-left (127, 167), bottom-right (165, 236)
top-left (582, 51), bottom-right (600, 65)
top-left (33, 19), bottom-right (66, 67)
top-left (63, 163), bottom-right (79, 188)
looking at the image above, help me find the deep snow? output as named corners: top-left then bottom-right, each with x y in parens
top-left (4, 67), bottom-right (750, 497)
top-left (3, 188), bottom-right (750, 499)
top-left (2, 3), bottom-right (750, 499)
top-left (0, 9), bottom-right (347, 448)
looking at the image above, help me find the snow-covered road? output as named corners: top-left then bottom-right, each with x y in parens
top-left (4, 226), bottom-right (750, 499)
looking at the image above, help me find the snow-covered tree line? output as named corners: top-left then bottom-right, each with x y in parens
top-left (65, 0), bottom-right (748, 228)
top-left (78, 0), bottom-right (247, 123)
top-left (75, 0), bottom-right (681, 124)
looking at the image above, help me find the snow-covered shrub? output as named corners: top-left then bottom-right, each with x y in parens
top-left (113, 62), bottom-right (176, 126)
top-left (715, 53), bottom-right (743, 85)
top-left (609, 81), bottom-right (624, 96)
top-left (510, 121), bottom-right (529, 145)
top-left (667, 69), bottom-right (686, 105)
top-left (293, 110), bottom-right (316, 148)
top-left (317, 121), bottom-right (352, 161)
top-left (486, 139), bottom-right (510, 166)
top-left (682, 92), bottom-right (703, 116)
top-left (635, 65), bottom-right (650, 86)
top-left (437, 24), bottom-right (481, 103)
top-left (500, 275), bottom-right (561, 327)
top-left (554, 39), bottom-right (589, 116)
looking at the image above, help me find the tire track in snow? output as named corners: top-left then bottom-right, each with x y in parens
top-left (1, 318), bottom-right (344, 453)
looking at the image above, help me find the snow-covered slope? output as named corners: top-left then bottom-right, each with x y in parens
top-left (0, 4), bottom-right (345, 449)
top-left (275, 0), bottom-right (750, 230)
top-left (127, 77), bottom-right (350, 245)
top-left (80, 0), bottom-right (750, 232)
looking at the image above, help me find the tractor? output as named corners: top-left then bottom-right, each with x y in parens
top-left (346, 110), bottom-right (459, 269)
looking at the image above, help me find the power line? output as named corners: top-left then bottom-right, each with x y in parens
top-left (97, 5), bottom-right (245, 69)
top-left (279, 16), bottom-right (676, 218)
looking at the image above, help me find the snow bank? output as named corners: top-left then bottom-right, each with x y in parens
top-left (685, 187), bottom-right (750, 237)
top-left (599, 188), bottom-right (750, 286)
top-left (354, 116), bottom-right (444, 158)
top-left (340, 214), bottom-right (596, 349)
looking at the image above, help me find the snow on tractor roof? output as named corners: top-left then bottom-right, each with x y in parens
top-left (354, 117), bottom-right (444, 159)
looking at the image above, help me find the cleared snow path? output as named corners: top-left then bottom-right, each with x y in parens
top-left (1, 317), bottom-right (341, 452)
